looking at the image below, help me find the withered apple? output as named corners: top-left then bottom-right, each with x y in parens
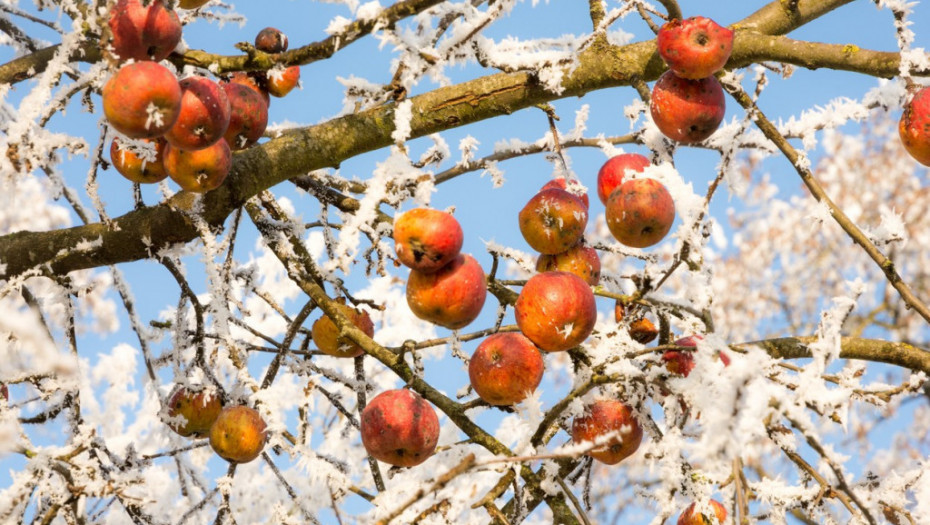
top-left (165, 386), bottom-right (223, 438)
top-left (519, 188), bottom-right (588, 255)
top-left (515, 271), bottom-right (596, 352)
top-left (468, 332), bottom-right (544, 406)
top-left (597, 153), bottom-right (650, 205)
top-left (164, 138), bottom-right (232, 193)
top-left (658, 16), bottom-right (734, 80)
top-left (107, 0), bottom-right (181, 63)
top-left (102, 61), bottom-right (181, 139)
top-left (572, 398), bottom-right (643, 465)
top-left (406, 254), bottom-right (487, 330)
top-left (535, 242), bottom-right (601, 286)
top-left (393, 208), bottom-right (464, 273)
top-left (110, 137), bottom-right (168, 184)
top-left (650, 71), bottom-right (725, 144)
top-left (360, 389), bottom-right (439, 467)
top-left (311, 299), bottom-right (375, 358)
top-left (255, 27), bottom-right (289, 53)
top-left (209, 405), bottom-right (267, 463)
top-left (605, 178), bottom-right (676, 248)
top-left (677, 499), bottom-right (728, 525)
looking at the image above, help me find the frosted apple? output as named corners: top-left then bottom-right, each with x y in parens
top-left (255, 27), bottom-right (289, 53)
top-left (406, 254), bottom-right (487, 330)
top-left (209, 406), bottom-right (267, 463)
top-left (597, 153), bottom-right (650, 205)
top-left (102, 62), bottom-right (181, 139)
top-left (541, 177), bottom-right (589, 209)
top-left (658, 16), bottom-right (734, 79)
top-left (572, 399), bottom-right (643, 465)
top-left (605, 178), bottom-right (676, 248)
top-left (107, 0), bottom-right (181, 63)
top-left (535, 242), bottom-right (601, 286)
top-left (311, 300), bottom-right (375, 358)
top-left (267, 66), bottom-right (300, 98)
top-left (165, 387), bottom-right (222, 438)
top-left (222, 81), bottom-right (268, 150)
top-left (900, 86), bottom-right (930, 166)
top-left (165, 76), bottom-right (231, 151)
top-left (519, 188), bottom-right (588, 255)
top-left (677, 500), bottom-right (727, 525)
top-left (164, 138), bottom-right (232, 193)
top-left (393, 208), bottom-right (464, 273)
top-left (663, 335), bottom-right (731, 377)
top-left (360, 389), bottom-right (439, 467)
top-left (515, 271), bottom-right (596, 352)
top-left (650, 71), bottom-right (725, 144)
top-left (628, 317), bottom-right (658, 344)
top-left (468, 332), bottom-right (544, 406)
top-left (110, 137), bottom-right (168, 184)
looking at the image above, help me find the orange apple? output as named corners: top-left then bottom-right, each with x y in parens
top-left (519, 188), bottom-right (588, 255)
top-left (360, 389), bottom-right (439, 467)
top-left (515, 271), bottom-right (596, 352)
top-left (406, 254), bottom-right (487, 330)
top-left (110, 137), bottom-right (168, 184)
top-left (677, 499), bottom-right (727, 525)
top-left (107, 0), bottom-right (181, 63)
top-left (164, 138), bottom-right (232, 193)
top-left (165, 387), bottom-right (223, 438)
top-left (572, 399), bottom-right (643, 465)
top-left (209, 405), bottom-right (267, 463)
top-left (393, 208), bottom-right (464, 273)
top-left (535, 242), bottom-right (600, 286)
top-left (267, 66), bottom-right (300, 98)
top-left (468, 332), bottom-right (544, 406)
top-left (605, 178), bottom-right (676, 248)
top-left (311, 299), bottom-right (375, 358)
top-left (102, 62), bottom-right (181, 139)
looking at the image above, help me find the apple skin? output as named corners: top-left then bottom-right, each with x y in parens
top-left (597, 153), bottom-right (650, 205)
top-left (102, 62), bottom-right (182, 139)
top-left (165, 76), bottom-right (232, 151)
top-left (360, 389), bottom-right (439, 467)
top-left (311, 300), bottom-right (375, 358)
top-left (541, 178), bottom-right (589, 209)
top-left (228, 72), bottom-right (271, 108)
top-left (406, 253), bottom-right (487, 330)
top-left (222, 82), bottom-right (268, 150)
top-left (899, 87), bottom-right (930, 166)
top-left (658, 17), bottom-right (734, 80)
top-left (107, 0), bottom-right (181, 63)
top-left (209, 406), bottom-right (267, 463)
top-left (571, 399), bottom-right (643, 465)
top-left (255, 27), bottom-right (289, 53)
top-left (519, 188), bottom-right (588, 255)
top-left (663, 335), bottom-right (731, 377)
top-left (393, 208), bottom-right (464, 273)
top-left (677, 500), bottom-right (727, 525)
top-left (267, 66), bottom-right (300, 98)
top-left (177, 0), bottom-right (211, 8)
top-left (535, 242), bottom-right (601, 286)
top-left (166, 387), bottom-right (223, 438)
top-left (650, 71), bottom-right (725, 144)
top-left (110, 137), bottom-right (168, 184)
top-left (605, 178), bottom-right (676, 248)
top-left (515, 271), bottom-right (596, 352)
top-left (468, 332), bottom-right (544, 406)
top-left (164, 138), bottom-right (232, 193)
top-left (1, 384), bottom-right (8, 401)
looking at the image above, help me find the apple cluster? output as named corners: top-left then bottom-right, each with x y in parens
top-left (165, 387), bottom-right (268, 464)
top-left (101, 0), bottom-right (299, 192)
top-left (651, 16), bottom-right (732, 144)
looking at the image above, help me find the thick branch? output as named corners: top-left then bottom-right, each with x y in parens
top-left (736, 336), bottom-right (930, 375)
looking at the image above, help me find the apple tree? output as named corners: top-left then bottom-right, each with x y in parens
top-left (2, 0), bottom-right (930, 523)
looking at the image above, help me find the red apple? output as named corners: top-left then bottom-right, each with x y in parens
top-left (228, 72), bottom-right (271, 108)
top-left (255, 27), bottom-right (289, 53)
top-left (164, 138), bottom-right (232, 193)
top-left (468, 333), bottom-right (544, 406)
top-left (110, 137), bottom-right (169, 184)
top-left (360, 389), bottom-right (439, 467)
top-left (541, 178), bottom-right (589, 209)
top-left (535, 242), bottom-right (601, 286)
top-left (900, 87), bottom-right (930, 166)
top-left (663, 335), bottom-right (730, 377)
top-left (572, 399), bottom-right (643, 465)
top-left (177, 0), bottom-right (211, 8)
top-left (266, 66), bottom-right (300, 98)
top-left (597, 153), bottom-right (650, 205)
top-left (222, 81), bottom-right (268, 150)
top-left (165, 387), bottom-right (223, 438)
top-left (1, 384), bottom-right (8, 401)
top-left (406, 254), bottom-right (487, 330)
top-left (102, 61), bottom-right (182, 139)
top-left (515, 271), bottom-right (596, 352)
top-left (658, 17), bottom-right (734, 80)
top-left (209, 405), bottom-right (267, 463)
top-left (677, 500), bottom-right (728, 525)
top-left (311, 300), bottom-right (375, 358)
top-left (164, 76), bottom-right (231, 151)
top-left (628, 317), bottom-right (658, 344)
top-left (650, 71), bottom-right (725, 144)
top-left (393, 208), bottom-right (464, 273)
top-left (107, 0), bottom-right (181, 63)
top-left (519, 188), bottom-right (588, 255)
top-left (605, 178), bottom-right (676, 248)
